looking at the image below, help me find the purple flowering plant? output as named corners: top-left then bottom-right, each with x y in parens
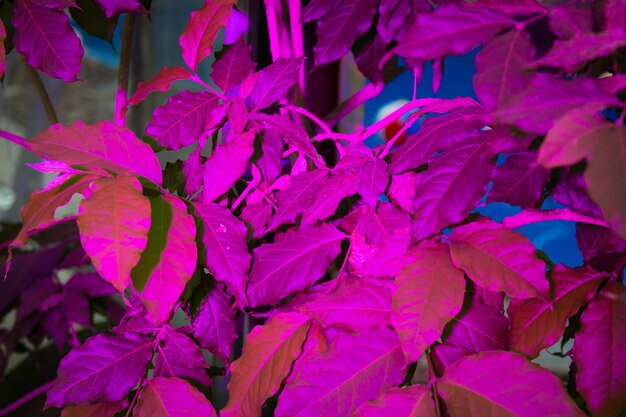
top-left (0, 0), bottom-right (625, 416)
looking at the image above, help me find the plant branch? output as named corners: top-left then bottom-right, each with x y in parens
top-left (23, 58), bottom-right (58, 125)
top-left (115, 14), bottom-right (136, 127)
top-left (502, 208), bottom-right (610, 229)
top-left (0, 380), bottom-right (56, 417)
top-left (361, 98), bottom-right (437, 141)
top-left (426, 349), bottom-right (443, 417)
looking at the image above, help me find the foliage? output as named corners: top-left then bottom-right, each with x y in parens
top-left (1, 0), bottom-right (626, 416)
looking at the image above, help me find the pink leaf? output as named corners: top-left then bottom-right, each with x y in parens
top-left (376, 0), bottom-right (419, 44)
top-left (462, 0), bottom-right (546, 16)
top-left (445, 301), bottom-right (509, 352)
top-left (576, 224), bottom-right (626, 261)
top-left (61, 401), bottom-right (127, 417)
top-left (92, 0), bottom-right (145, 18)
top-left (145, 90), bottom-right (222, 150)
top-left (574, 282), bottom-right (626, 417)
top-left (202, 130), bottom-right (255, 202)
top-left (394, 5), bottom-right (512, 62)
top-left (154, 329), bottom-right (210, 386)
top-left (449, 218), bottom-right (549, 299)
top-left (388, 172), bottom-right (417, 214)
top-left (134, 377), bottom-right (217, 417)
top-left (192, 284), bottom-right (236, 363)
top-left (140, 194), bottom-right (197, 325)
top-left (257, 131), bottom-right (284, 184)
top-left (411, 134), bottom-right (494, 241)
top-left (179, 0), bottom-right (234, 72)
top-left (77, 176), bottom-right (151, 293)
top-left (349, 228), bottom-right (411, 279)
top-left (392, 240), bottom-right (465, 361)
top-left (509, 265), bottom-right (605, 358)
top-left (313, 0), bottom-right (378, 66)
top-left (488, 151), bottom-right (549, 207)
top-left (241, 202), bottom-right (273, 238)
top-left (438, 351), bottom-right (586, 417)
top-left (604, 0), bottom-right (626, 32)
top-left (13, 0), bottom-right (83, 81)
top-left (301, 169), bottom-right (359, 225)
top-left (211, 39), bottom-right (256, 92)
top-left (250, 57), bottom-right (302, 111)
top-left (222, 312), bottom-right (311, 417)
top-left (46, 333), bottom-right (153, 407)
top-left (351, 385), bottom-right (436, 417)
top-left (129, 66), bottom-right (192, 105)
top-left (193, 202), bottom-right (251, 307)
top-left (359, 159), bottom-right (388, 207)
top-left (29, 121), bottom-right (162, 184)
top-left (276, 327), bottom-right (406, 417)
top-left (358, 202), bottom-right (410, 246)
top-left (247, 224), bottom-right (346, 307)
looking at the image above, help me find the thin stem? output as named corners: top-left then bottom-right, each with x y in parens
top-left (378, 115), bottom-right (421, 158)
top-left (502, 208), bottom-right (609, 229)
top-left (0, 129), bottom-right (32, 150)
top-left (286, 105), bottom-right (334, 135)
top-left (115, 14), bottom-right (136, 127)
top-left (264, 0), bottom-right (283, 60)
top-left (325, 83), bottom-right (385, 129)
top-left (23, 58), bottom-right (58, 125)
top-left (412, 68), bottom-right (419, 100)
top-left (287, 0), bottom-right (305, 95)
top-left (360, 98), bottom-right (437, 141)
top-left (190, 75), bottom-right (226, 99)
top-left (426, 349), bottom-right (443, 417)
top-left (0, 380), bottom-right (56, 417)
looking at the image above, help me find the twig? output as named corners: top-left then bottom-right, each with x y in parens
top-left (23, 58), bottom-right (58, 125)
top-left (286, 105), bottom-right (334, 135)
top-left (0, 380), bottom-right (56, 417)
top-left (0, 129), bottom-right (32, 150)
top-left (190, 75), bottom-right (226, 99)
top-left (360, 98), bottom-right (437, 141)
top-left (115, 14), bottom-right (136, 127)
top-left (426, 349), bottom-right (443, 417)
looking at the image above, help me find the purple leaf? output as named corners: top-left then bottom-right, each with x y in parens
top-left (241, 202), bottom-right (273, 238)
top-left (222, 313), bottom-right (311, 417)
top-left (302, 0), bottom-right (340, 23)
top-left (28, 0), bottom-right (78, 9)
top-left (247, 224), bottom-right (345, 307)
top-left (474, 29), bottom-right (534, 111)
top-left (77, 176), bottom-right (151, 293)
top-left (179, 0), bottom-right (234, 72)
top-left (257, 131), bottom-right (283, 185)
top-left (134, 377), bottom-right (217, 417)
top-left (392, 240), bottom-right (465, 361)
top-left (359, 159), bottom-right (388, 207)
top-left (250, 58), bottom-right (302, 111)
top-left (192, 284), bottom-right (236, 363)
top-left (224, 8), bottom-right (248, 44)
top-left (313, 0), bottom-right (378, 66)
top-left (445, 300), bottom-right (509, 353)
top-left (576, 224), bottom-right (626, 261)
top-left (154, 329), bottom-right (210, 386)
top-left (604, 0), bottom-right (626, 32)
top-left (61, 401), bottom-right (127, 417)
top-left (276, 327), bottom-right (406, 417)
top-left (252, 113), bottom-right (317, 159)
top-left (129, 66), bottom-right (192, 105)
top-left (574, 282), bottom-right (626, 417)
top-left (552, 169), bottom-right (602, 218)
top-left (13, 0), bottom-right (83, 81)
top-left (355, 35), bottom-right (386, 84)
top-left (430, 342), bottom-right (472, 375)
top-left (349, 228), bottom-right (410, 279)
top-left (29, 121), bottom-right (162, 184)
top-left (140, 194), bottom-right (197, 325)
top-left (387, 172), bottom-right (416, 214)
top-left (193, 202), bottom-right (251, 307)
top-left (509, 265), bottom-right (604, 358)
top-left (352, 385), bottom-right (436, 417)
top-left (92, 0), bottom-right (144, 17)
top-left (449, 218), bottom-right (549, 299)
top-left (145, 90), bottom-right (221, 150)
top-left (394, 5), bottom-right (512, 62)
top-left (302, 169), bottom-right (359, 225)
top-left (376, 0), bottom-right (419, 44)
top-left (65, 272), bottom-right (117, 298)
top-left (203, 130), bottom-right (255, 202)
top-left (488, 151), bottom-right (549, 207)
top-left (358, 202), bottom-right (410, 246)
top-left (411, 134), bottom-right (494, 241)
top-left (549, 3), bottom-right (592, 39)
top-left (462, 0), bottom-right (546, 15)
top-left (211, 39), bottom-right (256, 92)
top-left (438, 351), bottom-right (586, 417)
top-left (46, 333), bottom-right (153, 407)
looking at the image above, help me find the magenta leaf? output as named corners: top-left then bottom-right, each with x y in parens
top-left (604, 0), bottom-right (626, 31)
top-left (92, 0), bottom-right (144, 17)
top-left (549, 3), bottom-right (592, 39)
top-left (179, 0), bottom-right (234, 72)
top-left (154, 329), bottom-right (210, 386)
top-left (388, 172), bottom-right (416, 214)
top-left (202, 131), bottom-right (255, 202)
top-left (449, 218), bottom-right (549, 299)
top-left (445, 300), bottom-right (509, 353)
top-left (134, 377), bottom-right (217, 417)
top-left (430, 343), bottom-right (472, 375)
top-left (61, 401), bottom-right (127, 417)
top-left (313, 0), bottom-right (378, 66)
top-left (46, 333), bottom-right (153, 407)
top-left (295, 276), bottom-right (392, 331)
top-left (463, 0), bottom-right (546, 15)
top-left (394, 5), bottom-right (512, 62)
top-left (302, 0), bottom-right (341, 23)
top-left (576, 224), bottom-right (626, 261)
top-left (257, 131), bottom-right (284, 184)
top-left (358, 202), bottom-right (410, 246)
top-left (552, 169), bottom-right (602, 218)
top-left (29, 121), bottom-right (162, 184)
top-left (250, 57), bottom-right (302, 111)
top-left (13, 0), bottom-right (83, 81)
top-left (247, 224), bottom-right (345, 307)
top-left (509, 265), bottom-right (604, 358)
top-left (145, 90), bottom-right (222, 150)
top-left (438, 351), bottom-right (586, 417)
top-left (349, 228), bottom-right (410, 279)
top-left (488, 151), bottom-right (549, 207)
top-left (473, 29), bottom-right (534, 111)
top-left (139, 194), bottom-right (197, 325)
top-left (392, 240), bottom-right (465, 361)
top-left (298, 167), bottom-right (359, 226)
top-left (192, 283), bottom-right (236, 363)
top-left (193, 202), bottom-right (251, 307)
top-left (252, 113), bottom-right (317, 159)
top-left (222, 312), bottom-right (311, 417)
top-left (129, 66), bottom-right (192, 105)
top-left (411, 134), bottom-right (494, 241)
top-left (574, 282), bottom-right (626, 417)
top-left (211, 39), bottom-right (256, 92)
top-left (241, 202), bottom-right (273, 238)
top-left (276, 327), bottom-right (406, 417)
top-left (359, 158), bottom-right (388, 207)
top-left (352, 385), bottom-right (436, 417)
top-left (77, 176), bottom-right (150, 293)
top-left (28, 0), bottom-right (78, 9)
top-left (376, 0), bottom-right (418, 44)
